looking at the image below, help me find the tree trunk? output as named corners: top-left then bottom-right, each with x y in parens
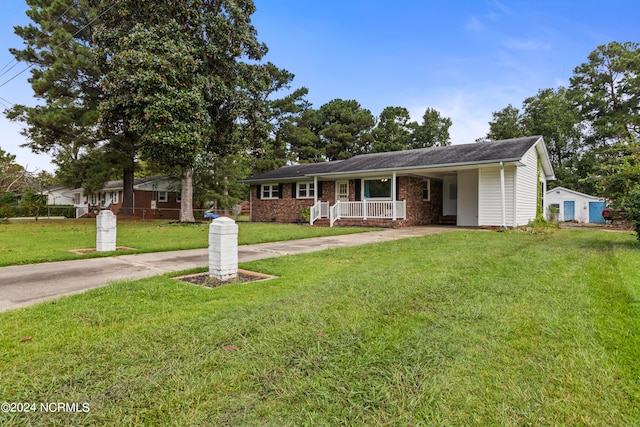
top-left (120, 163), bottom-right (135, 216)
top-left (180, 167), bottom-right (196, 223)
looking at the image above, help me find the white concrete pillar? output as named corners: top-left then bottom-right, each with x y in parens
top-left (96, 210), bottom-right (117, 252)
top-left (209, 217), bottom-right (238, 281)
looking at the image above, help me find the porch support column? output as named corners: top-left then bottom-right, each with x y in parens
top-left (500, 161), bottom-right (506, 231)
top-left (392, 172), bottom-right (397, 220)
top-left (313, 176), bottom-right (318, 204)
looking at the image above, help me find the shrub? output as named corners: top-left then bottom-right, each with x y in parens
top-left (47, 205), bottom-right (76, 218)
top-left (298, 207), bottom-right (310, 223)
top-left (624, 187), bottom-right (640, 240)
top-left (0, 205), bottom-right (13, 219)
top-left (514, 216), bottom-right (559, 234)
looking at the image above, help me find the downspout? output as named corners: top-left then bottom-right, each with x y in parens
top-left (311, 176), bottom-right (318, 225)
top-left (500, 161), bottom-right (506, 231)
top-left (392, 172), bottom-right (397, 220)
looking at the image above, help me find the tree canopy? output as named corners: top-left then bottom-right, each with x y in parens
top-left (486, 41), bottom-right (640, 211)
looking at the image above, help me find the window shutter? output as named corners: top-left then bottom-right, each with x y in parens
top-left (291, 183), bottom-right (297, 199)
top-left (317, 181), bottom-right (323, 198)
top-left (395, 178), bottom-right (400, 201)
top-left (355, 179), bottom-right (361, 201)
top-left (278, 184), bottom-right (283, 199)
top-left (256, 185), bottom-right (261, 200)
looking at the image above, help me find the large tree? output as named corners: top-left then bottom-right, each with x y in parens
top-left (0, 147), bottom-right (28, 193)
top-left (95, 0), bottom-right (271, 222)
top-left (521, 88), bottom-right (584, 189)
top-left (283, 108), bottom-right (324, 163)
top-left (570, 41), bottom-right (640, 147)
top-left (486, 91), bottom-right (585, 190)
top-left (371, 106), bottom-right (415, 152)
top-left (486, 104), bottom-right (524, 141)
top-left (6, 0), bottom-right (139, 213)
top-left (318, 99), bottom-right (375, 160)
top-left (285, 99), bottom-right (375, 162)
top-left (568, 41), bottom-right (640, 201)
top-left (411, 107), bottom-right (452, 147)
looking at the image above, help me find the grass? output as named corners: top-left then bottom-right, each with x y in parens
top-left (0, 218), bottom-right (375, 266)
top-left (0, 229), bottom-right (639, 425)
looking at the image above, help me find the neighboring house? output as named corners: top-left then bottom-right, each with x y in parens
top-left (42, 186), bottom-right (76, 205)
top-left (53, 176), bottom-right (182, 219)
top-left (545, 186), bottom-right (606, 224)
top-left (242, 136), bottom-right (555, 228)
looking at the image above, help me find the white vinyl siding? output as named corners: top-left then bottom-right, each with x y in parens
top-left (515, 146), bottom-right (539, 226)
top-left (478, 166), bottom-right (515, 227)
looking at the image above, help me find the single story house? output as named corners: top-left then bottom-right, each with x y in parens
top-left (42, 186), bottom-right (76, 206)
top-left (242, 136), bottom-right (556, 228)
top-left (51, 176), bottom-right (182, 219)
top-left (545, 186), bottom-right (606, 224)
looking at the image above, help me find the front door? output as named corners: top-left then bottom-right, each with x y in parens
top-left (443, 176), bottom-right (458, 216)
top-left (336, 180), bottom-right (349, 202)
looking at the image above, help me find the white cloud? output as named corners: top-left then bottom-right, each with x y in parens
top-left (503, 39), bottom-right (552, 51)
top-left (465, 16), bottom-right (484, 32)
top-left (487, 0), bottom-right (512, 16)
top-left (407, 82), bottom-right (535, 145)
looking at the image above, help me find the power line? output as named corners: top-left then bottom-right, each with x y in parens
top-left (0, 1), bottom-right (79, 78)
top-left (0, 0), bottom-right (123, 90)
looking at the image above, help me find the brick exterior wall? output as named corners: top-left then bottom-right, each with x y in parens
top-left (251, 183), bottom-right (317, 223)
top-left (251, 177), bottom-right (443, 227)
top-left (399, 176), bottom-right (443, 226)
top-left (84, 190), bottom-right (182, 219)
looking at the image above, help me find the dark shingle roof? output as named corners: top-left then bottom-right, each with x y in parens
top-left (244, 136), bottom-right (544, 182)
top-left (243, 160), bottom-right (343, 182)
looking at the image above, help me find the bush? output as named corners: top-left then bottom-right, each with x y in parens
top-left (47, 205), bottom-right (76, 218)
top-left (625, 187), bottom-right (640, 240)
top-left (298, 207), bottom-right (310, 223)
top-left (513, 216), bottom-right (559, 234)
top-left (0, 205), bottom-right (13, 219)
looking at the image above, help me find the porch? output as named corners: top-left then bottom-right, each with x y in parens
top-left (311, 200), bottom-right (406, 227)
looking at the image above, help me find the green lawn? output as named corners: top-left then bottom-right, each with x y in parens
top-left (0, 219), bottom-right (375, 266)
top-left (1, 229), bottom-right (639, 426)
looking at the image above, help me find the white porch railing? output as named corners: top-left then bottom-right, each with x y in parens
top-left (329, 200), bottom-right (406, 227)
top-left (75, 205), bottom-right (89, 218)
top-left (310, 201), bottom-right (329, 224)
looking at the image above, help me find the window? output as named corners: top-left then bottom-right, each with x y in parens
top-left (422, 179), bottom-right (430, 201)
top-left (297, 182), bottom-right (315, 199)
top-left (261, 184), bottom-right (280, 199)
top-left (158, 191), bottom-right (168, 202)
top-left (364, 178), bottom-right (391, 199)
top-left (111, 191), bottom-right (119, 204)
top-left (176, 193), bottom-right (181, 203)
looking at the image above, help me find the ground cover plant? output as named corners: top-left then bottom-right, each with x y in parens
top-left (0, 228), bottom-right (639, 425)
top-left (0, 219), bottom-right (374, 266)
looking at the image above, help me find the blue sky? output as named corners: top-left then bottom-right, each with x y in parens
top-left (1, 0), bottom-right (639, 173)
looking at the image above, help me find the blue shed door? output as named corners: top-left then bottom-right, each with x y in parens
top-left (589, 201), bottom-right (606, 224)
top-left (563, 201), bottom-right (575, 221)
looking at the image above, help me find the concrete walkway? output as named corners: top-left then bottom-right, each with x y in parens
top-left (0, 226), bottom-right (455, 312)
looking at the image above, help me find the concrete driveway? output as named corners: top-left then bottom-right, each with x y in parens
top-left (0, 226), bottom-right (456, 312)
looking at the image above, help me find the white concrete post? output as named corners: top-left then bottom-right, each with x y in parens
top-left (209, 217), bottom-right (238, 281)
top-left (96, 210), bottom-right (117, 252)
